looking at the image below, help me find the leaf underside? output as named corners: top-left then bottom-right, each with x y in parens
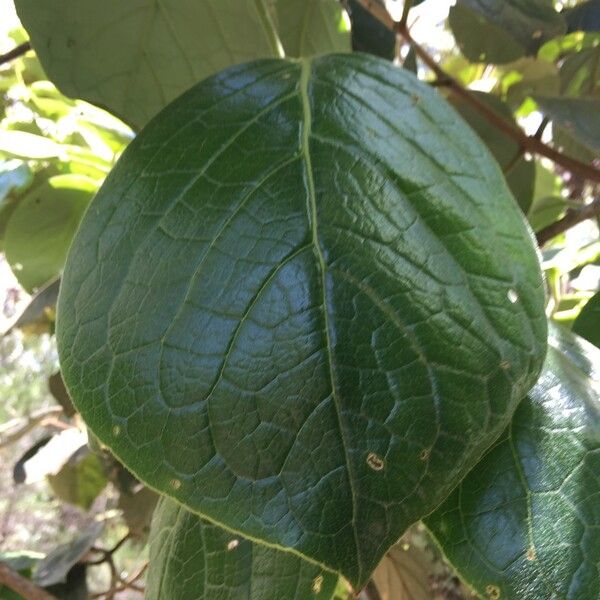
top-left (147, 497), bottom-right (339, 600)
top-left (15, 0), bottom-right (349, 129)
top-left (426, 325), bottom-right (600, 600)
top-left (56, 54), bottom-right (547, 587)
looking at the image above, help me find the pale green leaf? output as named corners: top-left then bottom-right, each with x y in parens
top-left (4, 175), bottom-right (97, 291)
top-left (16, 0), bottom-right (348, 130)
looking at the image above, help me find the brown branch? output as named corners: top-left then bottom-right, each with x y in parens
top-left (0, 562), bottom-right (57, 600)
top-left (399, 0), bottom-right (413, 27)
top-left (536, 197), bottom-right (600, 246)
top-left (0, 41), bottom-right (31, 67)
top-left (353, 0), bottom-right (600, 183)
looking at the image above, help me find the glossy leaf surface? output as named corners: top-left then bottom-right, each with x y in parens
top-left (57, 55), bottom-right (547, 587)
top-left (573, 291), bottom-right (600, 349)
top-left (147, 498), bottom-right (339, 600)
top-left (426, 325), bottom-right (600, 600)
top-left (450, 91), bottom-right (535, 211)
top-left (16, 0), bottom-right (348, 129)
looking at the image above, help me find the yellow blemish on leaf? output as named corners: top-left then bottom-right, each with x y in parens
top-left (112, 425), bottom-right (121, 436)
top-left (170, 479), bottom-right (182, 490)
top-left (312, 574), bottom-right (324, 594)
top-left (526, 547), bottom-right (536, 561)
top-left (227, 539), bottom-right (239, 551)
top-left (486, 584), bottom-right (501, 599)
top-left (419, 448), bottom-right (431, 461)
top-left (366, 452), bottom-right (385, 471)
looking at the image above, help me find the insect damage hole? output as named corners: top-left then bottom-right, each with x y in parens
top-left (227, 539), bottom-right (239, 551)
top-left (485, 584), bottom-right (501, 600)
top-left (526, 547), bottom-right (536, 561)
top-left (507, 289), bottom-right (519, 304)
top-left (170, 479), bottom-right (182, 490)
top-left (366, 452), bottom-right (385, 471)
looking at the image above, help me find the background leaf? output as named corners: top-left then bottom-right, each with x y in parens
top-left (426, 325), bottom-right (600, 600)
top-left (450, 0), bottom-right (565, 64)
top-left (57, 54), bottom-right (547, 588)
top-left (147, 497), bottom-right (339, 600)
top-left (3, 174), bottom-right (96, 291)
top-left (15, 0), bottom-right (348, 130)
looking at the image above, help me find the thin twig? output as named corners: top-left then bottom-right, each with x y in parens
top-left (90, 562), bottom-right (147, 599)
top-left (399, 0), bottom-right (413, 27)
top-left (0, 41), bottom-right (31, 66)
top-left (0, 562), bottom-right (57, 600)
top-left (353, 0), bottom-right (600, 183)
top-left (87, 533), bottom-right (131, 565)
top-left (536, 197), bottom-right (600, 246)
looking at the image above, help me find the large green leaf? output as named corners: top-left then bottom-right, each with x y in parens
top-left (16, 0), bottom-right (348, 130)
top-left (426, 325), bottom-right (600, 600)
top-left (450, 0), bottom-right (565, 64)
top-left (147, 498), bottom-right (339, 599)
top-left (4, 174), bottom-right (96, 291)
top-left (56, 54), bottom-right (547, 588)
top-left (449, 91), bottom-right (535, 212)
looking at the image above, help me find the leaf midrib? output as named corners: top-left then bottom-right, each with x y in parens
top-left (299, 57), bottom-right (362, 577)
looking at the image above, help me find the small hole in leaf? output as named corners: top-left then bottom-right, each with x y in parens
top-left (507, 289), bottom-right (518, 304)
top-left (485, 585), bottom-right (501, 599)
top-left (13, 263), bottom-right (23, 271)
top-left (366, 452), bottom-right (384, 471)
top-left (312, 575), bottom-right (324, 594)
top-left (227, 539), bottom-right (239, 551)
top-left (170, 479), bottom-right (182, 490)
top-left (526, 547), bottom-right (536, 561)
top-left (419, 448), bottom-right (430, 461)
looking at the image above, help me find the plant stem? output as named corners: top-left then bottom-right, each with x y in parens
top-left (353, 0), bottom-right (600, 183)
top-left (0, 563), bottom-right (57, 600)
top-left (536, 197), bottom-right (600, 246)
top-left (0, 41), bottom-right (31, 66)
top-left (400, 0), bottom-right (413, 27)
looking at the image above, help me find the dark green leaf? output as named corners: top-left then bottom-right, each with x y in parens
top-left (16, 0), bottom-right (348, 129)
top-left (426, 325), bottom-right (600, 600)
top-left (57, 54), bottom-right (547, 587)
top-left (449, 91), bottom-right (535, 211)
top-left (449, 3), bottom-right (527, 64)
top-left (564, 0), bottom-right (600, 33)
top-left (573, 291), bottom-right (600, 348)
top-left (348, 0), bottom-right (396, 60)
top-left (147, 498), bottom-right (339, 600)
top-left (34, 522), bottom-right (103, 587)
top-left (450, 0), bottom-right (565, 63)
top-left (4, 174), bottom-right (96, 291)
top-left (535, 95), bottom-right (600, 153)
